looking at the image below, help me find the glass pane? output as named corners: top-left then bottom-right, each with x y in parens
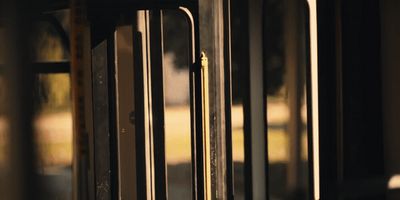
top-left (34, 74), bottom-right (72, 200)
top-left (264, 0), bottom-right (309, 199)
top-left (163, 10), bottom-right (192, 199)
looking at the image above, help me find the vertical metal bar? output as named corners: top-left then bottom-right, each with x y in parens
top-left (107, 34), bottom-right (119, 200)
top-left (70, 0), bottom-right (93, 198)
top-left (194, 27), bottom-right (205, 200)
top-left (239, 0), bottom-right (254, 198)
top-left (144, 11), bottom-right (156, 200)
top-left (187, 11), bottom-right (201, 200)
top-left (2, 0), bottom-right (38, 199)
top-left (284, 0), bottom-right (306, 193)
top-left (223, 0), bottom-right (234, 198)
top-left (307, 0), bottom-right (320, 199)
top-left (133, 28), bottom-right (148, 200)
top-left (248, 0), bottom-right (268, 199)
top-left (133, 11), bottom-right (155, 199)
top-left (304, 2), bottom-right (315, 198)
top-left (194, 6), bottom-right (205, 200)
top-left (205, 0), bottom-right (227, 198)
top-left (201, 53), bottom-right (212, 200)
top-left (334, 0), bottom-right (344, 187)
top-left (149, 9), bottom-right (168, 200)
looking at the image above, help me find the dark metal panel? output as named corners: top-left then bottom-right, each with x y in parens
top-left (149, 9), bottom-right (168, 200)
top-left (341, 0), bottom-right (384, 180)
top-left (316, 0), bottom-right (340, 199)
top-left (317, 0), bottom-right (385, 199)
top-left (341, 1), bottom-right (384, 199)
top-left (338, 177), bottom-right (389, 198)
top-left (107, 35), bottom-right (119, 200)
top-left (92, 40), bottom-right (112, 200)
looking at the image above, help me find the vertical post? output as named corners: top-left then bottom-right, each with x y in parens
top-left (240, 0), bottom-right (253, 198)
top-left (2, 0), bottom-right (38, 199)
top-left (198, 0), bottom-right (228, 198)
top-left (201, 52), bottom-right (211, 200)
top-left (248, 0), bottom-right (268, 199)
top-left (149, 10), bottom-right (167, 200)
top-left (133, 14), bottom-right (148, 199)
top-left (223, 0), bottom-right (234, 198)
top-left (284, 0), bottom-right (306, 193)
top-left (70, 0), bottom-right (93, 199)
top-left (136, 11), bottom-right (155, 199)
top-left (307, 0), bottom-right (320, 199)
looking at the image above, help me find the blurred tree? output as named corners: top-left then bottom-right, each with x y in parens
top-left (231, 0), bottom-right (286, 104)
top-left (163, 10), bottom-right (189, 70)
top-left (263, 0), bottom-right (286, 96)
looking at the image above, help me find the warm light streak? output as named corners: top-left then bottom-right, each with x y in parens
top-left (307, 0), bottom-right (320, 199)
top-left (388, 175), bottom-right (400, 189)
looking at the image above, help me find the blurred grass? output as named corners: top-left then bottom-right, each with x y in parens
top-left (1, 106), bottom-right (307, 167)
top-left (232, 128), bottom-right (308, 163)
top-left (165, 105), bottom-right (308, 164)
top-left (36, 142), bottom-right (72, 167)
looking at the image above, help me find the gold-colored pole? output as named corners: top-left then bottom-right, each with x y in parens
top-left (70, 0), bottom-right (93, 199)
top-left (201, 52), bottom-right (211, 200)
